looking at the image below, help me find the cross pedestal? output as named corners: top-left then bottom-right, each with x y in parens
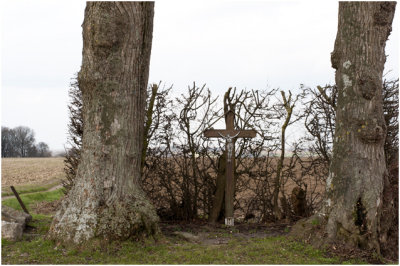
top-left (204, 110), bottom-right (256, 226)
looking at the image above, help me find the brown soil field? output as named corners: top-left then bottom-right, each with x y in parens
top-left (1, 156), bottom-right (326, 210)
top-left (1, 157), bottom-right (65, 187)
top-left (144, 156), bottom-right (327, 197)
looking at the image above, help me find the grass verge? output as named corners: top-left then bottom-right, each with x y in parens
top-left (1, 189), bottom-right (365, 264)
top-left (1, 179), bottom-right (62, 197)
top-left (2, 227), bottom-right (364, 265)
top-left (2, 189), bottom-right (64, 212)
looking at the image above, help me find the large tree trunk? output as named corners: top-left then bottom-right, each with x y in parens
top-left (48, 2), bottom-right (159, 244)
top-left (325, 2), bottom-right (396, 252)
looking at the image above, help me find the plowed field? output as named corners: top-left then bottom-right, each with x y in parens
top-left (1, 157), bottom-right (65, 187)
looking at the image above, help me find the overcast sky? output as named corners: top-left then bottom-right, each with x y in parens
top-left (1, 1), bottom-right (399, 152)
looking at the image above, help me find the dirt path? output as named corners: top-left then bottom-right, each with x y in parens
top-left (1, 184), bottom-right (64, 201)
top-left (161, 221), bottom-right (290, 246)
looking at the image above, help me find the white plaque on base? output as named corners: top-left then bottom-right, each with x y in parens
top-left (225, 217), bottom-right (234, 226)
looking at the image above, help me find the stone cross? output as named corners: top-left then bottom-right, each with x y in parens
top-left (204, 110), bottom-right (256, 226)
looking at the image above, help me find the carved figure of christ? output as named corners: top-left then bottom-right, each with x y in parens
top-left (204, 110), bottom-right (256, 226)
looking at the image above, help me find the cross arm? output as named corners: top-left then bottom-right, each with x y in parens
top-left (204, 129), bottom-right (257, 138)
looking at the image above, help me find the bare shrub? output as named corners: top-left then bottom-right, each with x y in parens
top-left (62, 77), bottom-right (83, 193)
top-left (141, 84), bottom-right (311, 222)
top-left (64, 77), bottom-right (397, 226)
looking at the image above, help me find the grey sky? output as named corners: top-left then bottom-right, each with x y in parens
top-left (1, 1), bottom-right (399, 152)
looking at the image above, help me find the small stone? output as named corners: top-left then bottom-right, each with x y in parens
top-left (2, 206), bottom-right (32, 241)
top-left (2, 205), bottom-right (32, 224)
top-left (2, 221), bottom-right (23, 241)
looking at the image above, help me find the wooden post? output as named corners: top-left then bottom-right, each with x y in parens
top-left (10, 186), bottom-right (30, 215)
top-left (208, 152), bottom-right (226, 223)
top-left (224, 111), bottom-right (236, 226)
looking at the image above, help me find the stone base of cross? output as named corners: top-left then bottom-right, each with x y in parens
top-left (204, 110), bottom-right (256, 226)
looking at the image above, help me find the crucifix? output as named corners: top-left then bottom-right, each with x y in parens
top-left (204, 110), bottom-right (256, 226)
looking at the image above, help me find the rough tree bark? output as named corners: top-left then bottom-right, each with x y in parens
top-left (48, 2), bottom-right (159, 244)
top-left (325, 2), bottom-right (396, 252)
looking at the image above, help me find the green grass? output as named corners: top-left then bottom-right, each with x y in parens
top-left (2, 188), bottom-right (64, 212)
top-left (1, 189), bottom-right (365, 264)
top-left (2, 231), bottom-right (365, 264)
top-left (29, 214), bottom-right (54, 235)
top-left (1, 213), bottom-right (364, 265)
top-left (1, 180), bottom-right (62, 197)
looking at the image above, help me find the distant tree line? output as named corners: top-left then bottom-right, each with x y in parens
top-left (1, 126), bottom-right (51, 158)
